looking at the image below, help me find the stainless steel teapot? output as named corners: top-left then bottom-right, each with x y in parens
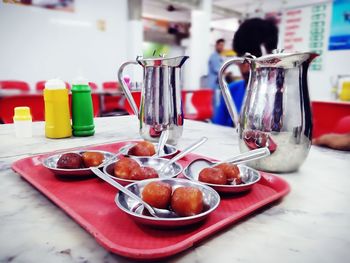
top-left (118, 56), bottom-right (189, 145)
top-left (219, 50), bottom-right (319, 172)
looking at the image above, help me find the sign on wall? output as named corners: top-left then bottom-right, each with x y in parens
top-left (309, 4), bottom-right (327, 70)
top-left (329, 0), bottom-right (350, 51)
top-left (283, 8), bottom-right (308, 52)
top-left (282, 3), bottom-right (328, 71)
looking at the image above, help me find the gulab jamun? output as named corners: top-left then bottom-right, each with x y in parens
top-left (198, 167), bottom-right (227, 185)
top-left (82, 151), bottom-right (104, 167)
top-left (142, 181), bottom-right (172, 209)
top-left (171, 187), bottom-right (203, 217)
top-left (128, 141), bottom-right (156, 156)
top-left (216, 163), bottom-right (240, 183)
top-left (131, 166), bottom-right (159, 180)
top-left (114, 157), bottom-right (140, 179)
top-left (57, 153), bottom-right (83, 169)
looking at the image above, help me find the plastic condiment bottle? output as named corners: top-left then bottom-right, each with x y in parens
top-left (13, 106), bottom-right (32, 138)
top-left (44, 79), bottom-right (72, 138)
top-left (71, 79), bottom-right (95, 136)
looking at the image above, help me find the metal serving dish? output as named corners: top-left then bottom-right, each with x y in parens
top-left (42, 150), bottom-right (115, 177)
top-left (183, 159), bottom-right (261, 193)
top-left (103, 157), bottom-right (183, 186)
top-left (115, 178), bottom-right (220, 228)
top-left (118, 142), bottom-right (178, 158)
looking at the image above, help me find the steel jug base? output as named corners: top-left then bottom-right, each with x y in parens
top-left (239, 132), bottom-right (311, 173)
top-left (140, 124), bottom-right (183, 145)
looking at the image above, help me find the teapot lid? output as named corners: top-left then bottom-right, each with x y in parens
top-left (253, 50), bottom-right (319, 68)
top-left (136, 55), bottom-right (189, 67)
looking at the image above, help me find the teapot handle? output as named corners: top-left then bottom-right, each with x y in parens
top-left (218, 57), bottom-right (246, 127)
top-left (117, 61), bottom-right (139, 116)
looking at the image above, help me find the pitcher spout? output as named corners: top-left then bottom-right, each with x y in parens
top-left (255, 51), bottom-right (319, 68)
top-left (136, 55), bottom-right (189, 68)
top-left (305, 52), bottom-right (319, 65)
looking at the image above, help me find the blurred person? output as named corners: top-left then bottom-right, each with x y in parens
top-left (213, 18), bottom-right (278, 127)
top-left (313, 116), bottom-right (350, 151)
top-left (313, 133), bottom-right (350, 151)
top-left (208, 39), bottom-right (225, 109)
top-left (225, 72), bottom-right (235, 85)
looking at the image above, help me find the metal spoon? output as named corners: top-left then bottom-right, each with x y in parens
top-left (186, 147), bottom-right (270, 174)
top-left (91, 167), bottom-right (177, 218)
top-left (213, 147), bottom-right (270, 167)
top-left (158, 137), bottom-right (208, 174)
top-left (154, 129), bottom-right (169, 157)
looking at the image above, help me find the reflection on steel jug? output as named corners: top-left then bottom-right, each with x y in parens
top-left (219, 50), bottom-right (319, 172)
top-left (118, 56), bottom-right (189, 145)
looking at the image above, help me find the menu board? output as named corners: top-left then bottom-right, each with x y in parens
top-left (309, 4), bottom-right (328, 71)
top-left (282, 3), bottom-right (328, 71)
top-left (283, 8), bottom-right (309, 52)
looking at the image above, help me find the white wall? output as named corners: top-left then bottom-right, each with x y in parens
top-left (0, 0), bottom-right (128, 90)
top-left (184, 0), bottom-right (212, 90)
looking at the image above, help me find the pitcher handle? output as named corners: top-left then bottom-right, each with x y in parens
top-left (117, 61), bottom-right (139, 116)
top-left (218, 57), bottom-right (246, 127)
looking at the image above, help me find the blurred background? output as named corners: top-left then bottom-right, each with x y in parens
top-left (0, 0), bottom-right (349, 126)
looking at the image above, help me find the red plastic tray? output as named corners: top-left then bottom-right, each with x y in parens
top-left (12, 142), bottom-right (290, 260)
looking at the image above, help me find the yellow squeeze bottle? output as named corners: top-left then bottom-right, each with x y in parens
top-left (44, 79), bottom-right (72, 138)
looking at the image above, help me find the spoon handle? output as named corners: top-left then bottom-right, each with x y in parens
top-left (213, 147), bottom-right (270, 167)
top-left (90, 168), bottom-right (157, 216)
top-left (159, 137), bottom-right (208, 173)
top-left (155, 129), bottom-right (169, 157)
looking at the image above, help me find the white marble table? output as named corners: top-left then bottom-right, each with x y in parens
top-left (0, 116), bottom-right (349, 263)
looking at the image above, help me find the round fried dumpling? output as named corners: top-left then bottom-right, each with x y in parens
top-left (128, 141), bottom-right (156, 156)
top-left (198, 167), bottom-right (227, 185)
top-left (82, 151), bottom-right (104, 167)
top-left (114, 157), bottom-right (140, 179)
top-left (216, 163), bottom-right (241, 184)
top-left (57, 153), bottom-right (83, 169)
top-left (131, 167), bottom-right (159, 180)
top-left (171, 187), bottom-right (203, 217)
top-left (142, 181), bottom-right (172, 209)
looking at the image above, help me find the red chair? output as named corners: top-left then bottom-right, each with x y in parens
top-left (334, 116), bottom-right (350, 134)
top-left (36, 81), bottom-right (70, 91)
top-left (103, 82), bottom-right (120, 90)
top-left (88, 82), bottom-right (98, 90)
top-left (124, 91), bottom-right (141, 115)
top-left (102, 81), bottom-right (124, 112)
top-left (0, 81), bottom-right (30, 91)
top-left (0, 80), bottom-right (101, 123)
top-left (312, 101), bottom-right (350, 138)
top-left (87, 82), bottom-right (100, 117)
top-left (182, 89), bottom-right (213, 121)
top-left (0, 94), bottom-right (101, 123)
top-left (0, 95), bottom-right (45, 123)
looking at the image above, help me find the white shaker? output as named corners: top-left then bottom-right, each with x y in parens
top-left (13, 106), bottom-right (32, 138)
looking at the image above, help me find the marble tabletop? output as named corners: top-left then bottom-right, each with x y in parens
top-left (0, 115), bottom-right (349, 263)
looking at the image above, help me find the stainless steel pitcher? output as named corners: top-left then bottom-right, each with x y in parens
top-left (219, 50), bottom-right (318, 172)
top-left (118, 56), bottom-right (189, 145)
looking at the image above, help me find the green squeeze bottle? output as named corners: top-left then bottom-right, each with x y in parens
top-left (71, 79), bottom-right (95, 136)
